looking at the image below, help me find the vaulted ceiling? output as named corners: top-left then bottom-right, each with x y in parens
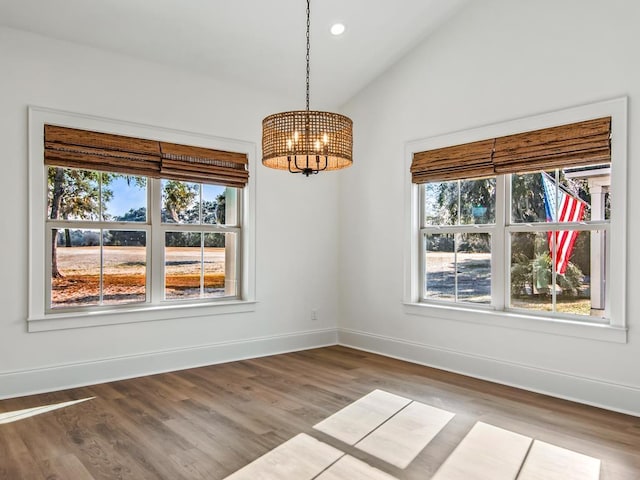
top-left (0, 0), bottom-right (469, 108)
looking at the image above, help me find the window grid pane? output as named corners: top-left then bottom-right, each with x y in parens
top-left (457, 233), bottom-right (491, 304)
top-left (102, 230), bottom-right (147, 305)
top-left (424, 232), bottom-right (491, 305)
top-left (425, 233), bottom-right (455, 301)
top-left (509, 228), bottom-right (606, 318)
top-left (165, 232), bottom-right (203, 300)
top-left (50, 228), bottom-right (147, 309)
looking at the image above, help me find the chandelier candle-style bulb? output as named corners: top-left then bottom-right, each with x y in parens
top-left (261, 0), bottom-right (353, 176)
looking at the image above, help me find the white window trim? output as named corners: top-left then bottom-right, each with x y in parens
top-left (28, 106), bottom-right (257, 332)
top-left (403, 97), bottom-right (628, 344)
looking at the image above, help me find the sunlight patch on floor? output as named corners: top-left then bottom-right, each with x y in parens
top-left (0, 397), bottom-right (95, 425)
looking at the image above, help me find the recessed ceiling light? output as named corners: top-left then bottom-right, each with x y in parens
top-left (330, 23), bottom-right (346, 36)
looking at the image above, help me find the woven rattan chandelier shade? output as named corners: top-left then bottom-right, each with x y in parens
top-left (261, 0), bottom-right (353, 176)
top-left (262, 110), bottom-right (352, 172)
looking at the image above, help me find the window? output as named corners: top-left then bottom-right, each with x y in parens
top-left (47, 171), bottom-right (240, 310)
top-left (29, 108), bottom-right (256, 331)
top-left (421, 167), bottom-right (608, 319)
top-left (405, 98), bottom-right (627, 342)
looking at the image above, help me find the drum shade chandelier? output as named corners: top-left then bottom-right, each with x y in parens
top-left (262, 0), bottom-right (353, 176)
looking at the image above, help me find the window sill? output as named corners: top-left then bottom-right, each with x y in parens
top-left (27, 300), bottom-right (257, 332)
top-left (403, 302), bottom-right (627, 344)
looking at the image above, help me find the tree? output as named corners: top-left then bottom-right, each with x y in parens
top-left (427, 179), bottom-right (496, 225)
top-left (115, 207), bottom-right (147, 223)
top-left (215, 193), bottom-right (226, 224)
top-left (511, 173), bottom-right (546, 222)
top-left (49, 168), bottom-right (65, 277)
top-left (48, 168), bottom-right (112, 277)
top-left (162, 181), bottom-right (198, 223)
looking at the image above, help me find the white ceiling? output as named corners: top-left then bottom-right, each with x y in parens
top-left (0, 0), bottom-right (469, 109)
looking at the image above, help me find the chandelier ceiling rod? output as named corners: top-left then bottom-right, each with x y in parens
top-left (305, 0), bottom-right (310, 112)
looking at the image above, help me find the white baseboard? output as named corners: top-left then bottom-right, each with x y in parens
top-left (4, 326), bottom-right (639, 419)
top-left (0, 328), bottom-right (338, 399)
top-left (338, 328), bottom-right (640, 418)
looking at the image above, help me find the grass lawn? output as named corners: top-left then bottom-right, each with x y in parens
top-left (52, 246), bottom-right (227, 307)
top-left (510, 296), bottom-right (592, 316)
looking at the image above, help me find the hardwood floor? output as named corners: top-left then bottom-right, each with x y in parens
top-left (1, 346), bottom-right (639, 479)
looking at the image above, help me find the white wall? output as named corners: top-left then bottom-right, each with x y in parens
top-left (4, 0), bottom-right (640, 417)
top-left (0, 27), bottom-right (340, 397)
top-left (339, 0), bottom-right (640, 415)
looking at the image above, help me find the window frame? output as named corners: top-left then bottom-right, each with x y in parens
top-left (28, 107), bottom-right (256, 332)
top-left (404, 98), bottom-right (627, 343)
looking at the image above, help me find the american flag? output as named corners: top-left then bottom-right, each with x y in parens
top-left (541, 172), bottom-right (586, 275)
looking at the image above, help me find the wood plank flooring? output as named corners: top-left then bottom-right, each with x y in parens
top-left (1, 346), bottom-right (639, 479)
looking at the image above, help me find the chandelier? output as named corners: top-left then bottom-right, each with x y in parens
top-left (262, 0), bottom-right (353, 176)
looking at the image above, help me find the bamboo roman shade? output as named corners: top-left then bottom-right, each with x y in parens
top-left (44, 125), bottom-right (249, 188)
top-left (411, 139), bottom-right (496, 183)
top-left (159, 142), bottom-right (248, 188)
top-left (411, 117), bottom-right (611, 184)
top-left (44, 125), bottom-right (162, 178)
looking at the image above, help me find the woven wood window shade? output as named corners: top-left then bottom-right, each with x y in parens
top-left (44, 125), bottom-right (249, 188)
top-left (411, 139), bottom-right (496, 183)
top-left (160, 143), bottom-right (248, 188)
top-left (492, 117), bottom-right (611, 174)
top-left (411, 117), bottom-right (611, 184)
top-left (44, 125), bottom-right (162, 178)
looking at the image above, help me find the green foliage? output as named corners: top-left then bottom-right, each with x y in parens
top-left (215, 193), bottom-right (226, 224)
top-left (162, 180), bottom-right (198, 223)
top-left (510, 251), bottom-right (584, 297)
top-left (161, 182), bottom-right (227, 225)
top-left (569, 232), bottom-right (590, 276)
top-left (106, 229), bottom-right (146, 247)
top-left (532, 252), bottom-right (584, 296)
top-left (511, 173), bottom-right (546, 222)
top-left (427, 179), bottom-right (496, 225)
top-left (425, 234), bottom-right (454, 252)
top-left (47, 167), bottom-right (112, 220)
top-left (164, 232), bottom-right (226, 248)
top-left (165, 231), bottom-right (201, 247)
top-left (204, 233), bottom-right (226, 248)
top-left (160, 181), bottom-right (228, 225)
top-left (558, 262), bottom-right (585, 295)
top-left (510, 253), bottom-right (533, 296)
top-left (116, 207), bottom-right (147, 223)
top-left (457, 233), bottom-right (490, 253)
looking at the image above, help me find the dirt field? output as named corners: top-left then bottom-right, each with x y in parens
top-left (52, 246), bottom-right (227, 307)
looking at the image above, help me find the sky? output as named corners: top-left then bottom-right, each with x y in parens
top-left (105, 177), bottom-right (146, 218)
top-left (105, 178), bottom-right (227, 218)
